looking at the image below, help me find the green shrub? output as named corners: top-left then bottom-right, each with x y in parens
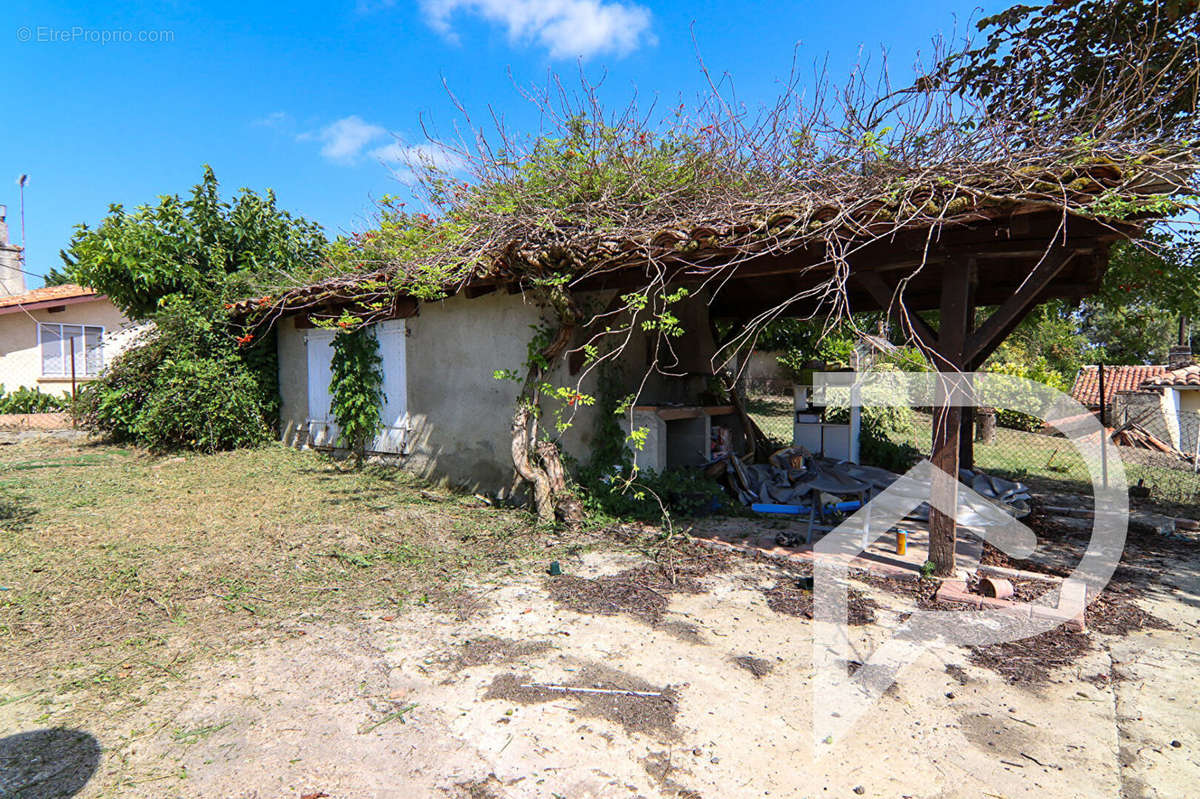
top-left (577, 465), bottom-right (726, 521)
top-left (71, 300), bottom-right (272, 452)
top-left (71, 333), bottom-right (165, 441)
top-left (877, 345), bottom-right (930, 372)
top-left (0, 385), bottom-right (67, 414)
top-left (984, 355), bottom-right (1069, 431)
top-left (826, 402), bottom-right (921, 472)
top-left (134, 355), bottom-right (269, 453)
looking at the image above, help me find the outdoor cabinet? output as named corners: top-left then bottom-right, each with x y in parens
top-left (793, 382), bottom-right (859, 462)
top-left (621, 405), bottom-right (743, 472)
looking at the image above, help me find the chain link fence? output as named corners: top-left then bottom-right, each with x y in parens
top-left (745, 382), bottom-right (1200, 507)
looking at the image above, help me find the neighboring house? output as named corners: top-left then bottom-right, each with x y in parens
top-left (1068, 335), bottom-right (1198, 453)
top-left (0, 284), bottom-right (137, 396)
top-left (1132, 364), bottom-right (1200, 455)
top-left (1070, 364), bottom-right (1170, 421)
top-left (0, 205), bottom-right (136, 397)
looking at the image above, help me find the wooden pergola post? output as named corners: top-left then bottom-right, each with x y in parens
top-left (928, 257), bottom-right (975, 576)
top-left (846, 243), bottom-right (1092, 576)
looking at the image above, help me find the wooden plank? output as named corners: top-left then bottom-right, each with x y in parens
top-left (965, 250), bottom-right (1076, 367)
top-left (656, 407), bottom-right (706, 421)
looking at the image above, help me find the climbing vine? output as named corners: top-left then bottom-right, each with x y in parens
top-left (329, 324), bottom-right (384, 466)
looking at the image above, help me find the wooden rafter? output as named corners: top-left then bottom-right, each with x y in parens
top-left (964, 249), bottom-right (1078, 368)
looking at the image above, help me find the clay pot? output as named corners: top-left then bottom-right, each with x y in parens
top-left (979, 576), bottom-right (1014, 599)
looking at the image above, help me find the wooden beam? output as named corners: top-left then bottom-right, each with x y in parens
top-left (957, 260), bottom-right (978, 469)
top-left (965, 250), bottom-right (1077, 367)
top-left (928, 255), bottom-right (974, 577)
top-left (388, 296), bottom-right (420, 319)
top-left (464, 284), bottom-right (498, 299)
top-left (855, 270), bottom-right (940, 355)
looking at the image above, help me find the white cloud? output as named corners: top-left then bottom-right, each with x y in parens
top-left (370, 141), bottom-right (465, 173)
top-left (300, 115), bottom-right (387, 164)
top-left (297, 116), bottom-right (465, 174)
top-left (421, 0), bottom-right (654, 59)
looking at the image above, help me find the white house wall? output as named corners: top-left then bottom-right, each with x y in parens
top-left (0, 299), bottom-right (136, 395)
top-left (276, 290), bottom-right (721, 492)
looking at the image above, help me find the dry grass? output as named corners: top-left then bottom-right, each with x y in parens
top-left (0, 437), bottom-right (557, 707)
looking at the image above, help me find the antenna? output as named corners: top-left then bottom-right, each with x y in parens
top-left (17, 174), bottom-right (27, 267)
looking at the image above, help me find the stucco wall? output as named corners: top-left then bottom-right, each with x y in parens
top-left (0, 299), bottom-right (136, 396)
top-left (277, 290), bottom-right (720, 492)
top-left (1175, 388), bottom-right (1200, 454)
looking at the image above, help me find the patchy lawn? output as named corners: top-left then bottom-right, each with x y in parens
top-left (0, 438), bottom-right (562, 707)
top-left (2, 437), bottom-right (1198, 798)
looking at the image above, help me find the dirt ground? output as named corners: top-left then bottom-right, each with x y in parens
top-left (3, 539), bottom-right (1198, 798)
top-left (2, 439), bottom-right (1199, 798)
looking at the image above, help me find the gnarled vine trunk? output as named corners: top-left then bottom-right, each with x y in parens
top-left (509, 304), bottom-right (585, 526)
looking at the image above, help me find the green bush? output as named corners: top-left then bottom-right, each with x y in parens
top-left (577, 465), bottom-right (726, 521)
top-left (877, 345), bottom-right (930, 372)
top-left (71, 300), bottom-right (272, 453)
top-left (135, 356), bottom-right (270, 453)
top-left (71, 334), bottom-right (165, 441)
top-left (0, 386), bottom-right (67, 414)
top-left (826, 402), bottom-right (921, 472)
top-left (984, 355), bottom-right (1070, 431)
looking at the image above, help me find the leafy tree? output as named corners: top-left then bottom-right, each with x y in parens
top-left (40, 265), bottom-right (73, 287)
top-left (1079, 299), bottom-right (1181, 364)
top-left (1077, 235), bottom-right (1200, 364)
top-left (941, 0), bottom-right (1199, 127)
top-left (987, 300), bottom-right (1094, 379)
top-left (61, 165), bottom-right (327, 319)
top-left (66, 168), bottom-right (326, 451)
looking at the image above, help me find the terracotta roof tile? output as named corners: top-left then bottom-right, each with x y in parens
top-left (1070, 364), bottom-right (1169, 408)
top-left (1140, 364), bottom-right (1200, 387)
top-left (0, 284), bottom-right (100, 311)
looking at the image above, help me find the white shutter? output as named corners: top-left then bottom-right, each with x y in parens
top-left (304, 329), bottom-right (340, 448)
top-left (371, 319), bottom-right (409, 454)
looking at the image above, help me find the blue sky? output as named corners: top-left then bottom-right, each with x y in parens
top-left (2, 0), bottom-right (1002, 284)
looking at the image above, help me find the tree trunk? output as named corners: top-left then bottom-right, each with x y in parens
top-left (509, 303), bottom-right (581, 524)
top-left (512, 404), bottom-right (555, 523)
top-left (975, 407), bottom-right (996, 444)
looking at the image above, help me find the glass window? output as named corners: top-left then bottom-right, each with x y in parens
top-left (39, 323), bottom-right (104, 377)
top-left (40, 324), bottom-right (63, 376)
top-left (84, 327), bottom-right (103, 374)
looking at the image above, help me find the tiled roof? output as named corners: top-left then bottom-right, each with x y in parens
top-left (1140, 364), bottom-right (1200, 387)
top-left (0, 284), bottom-right (100, 311)
top-left (1070, 364), bottom-right (1169, 408)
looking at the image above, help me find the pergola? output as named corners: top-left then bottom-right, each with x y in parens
top-left (239, 170), bottom-right (1162, 571)
top-left (547, 207), bottom-right (1136, 572)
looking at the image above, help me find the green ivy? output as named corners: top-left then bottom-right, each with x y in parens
top-left (329, 326), bottom-right (384, 464)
